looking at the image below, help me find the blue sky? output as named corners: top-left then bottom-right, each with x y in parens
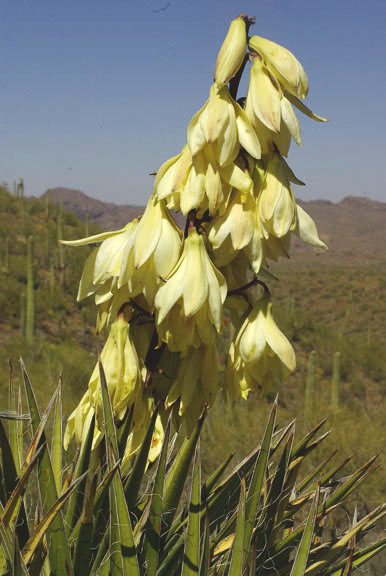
top-left (1, 0), bottom-right (385, 205)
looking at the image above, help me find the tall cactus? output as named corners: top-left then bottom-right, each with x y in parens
top-left (305, 350), bottom-right (316, 425)
top-left (44, 227), bottom-right (50, 261)
top-left (45, 189), bottom-right (51, 220)
top-left (49, 258), bottom-right (55, 297)
top-left (85, 212), bottom-right (89, 237)
top-left (331, 351), bottom-right (341, 413)
top-left (13, 180), bottom-right (17, 196)
top-left (25, 236), bottom-right (35, 344)
top-left (17, 178), bottom-right (24, 198)
top-left (57, 202), bottom-right (65, 284)
top-left (20, 293), bottom-right (26, 336)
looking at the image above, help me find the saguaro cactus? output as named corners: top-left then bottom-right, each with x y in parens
top-left (20, 293), bottom-right (26, 336)
top-left (45, 189), bottom-right (51, 220)
top-left (49, 258), bottom-right (55, 297)
top-left (85, 213), bottom-right (89, 237)
top-left (25, 236), bottom-right (35, 344)
top-left (57, 202), bottom-right (65, 284)
top-left (17, 178), bottom-right (24, 198)
top-left (331, 351), bottom-right (341, 412)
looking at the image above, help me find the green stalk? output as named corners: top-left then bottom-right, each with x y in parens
top-left (50, 258), bottom-right (55, 297)
top-left (20, 293), bottom-right (26, 337)
top-left (57, 202), bottom-right (65, 284)
top-left (26, 236), bottom-right (35, 345)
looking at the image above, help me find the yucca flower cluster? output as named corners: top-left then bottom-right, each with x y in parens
top-left (64, 14), bottom-right (327, 465)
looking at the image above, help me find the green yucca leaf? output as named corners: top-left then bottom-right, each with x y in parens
top-left (21, 471), bottom-right (87, 566)
top-left (90, 530), bottom-right (109, 576)
top-left (297, 450), bottom-right (338, 493)
top-left (214, 545), bottom-right (232, 576)
top-left (341, 506), bottom-right (357, 576)
top-left (322, 536), bottom-right (386, 576)
top-left (157, 525), bottom-right (185, 575)
top-left (208, 420), bottom-right (287, 570)
top-left (124, 404), bottom-right (159, 510)
top-left (99, 359), bottom-right (139, 576)
top-left (162, 409), bottom-right (206, 535)
top-left (292, 419), bottom-right (327, 459)
top-left (69, 459), bottom-right (118, 548)
top-left (272, 419), bottom-right (296, 452)
top-left (0, 420), bottom-right (19, 504)
top-left (202, 452), bottom-right (234, 502)
top-left (182, 439), bottom-right (201, 576)
top-left (7, 362), bottom-right (21, 476)
top-left (83, 463), bottom-right (121, 572)
top-left (306, 504), bottom-right (386, 575)
top-left (1, 444), bottom-right (43, 529)
top-left (0, 418), bottom-right (31, 549)
top-left (206, 444), bottom-right (261, 535)
top-left (142, 417), bottom-right (171, 576)
top-left (51, 377), bottom-right (63, 494)
top-left (255, 430), bottom-right (294, 574)
top-left (244, 399), bottom-right (277, 556)
top-left (109, 446), bottom-right (140, 575)
top-left (289, 485), bottom-right (320, 576)
top-left (318, 454), bottom-right (353, 489)
top-left (322, 456), bottom-right (378, 512)
top-left (98, 358), bottom-right (119, 464)
top-left (165, 451), bottom-right (235, 548)
top-left (21, 359), bottom-right (74, 575)
top-left (65, 414), bottom-right (95, 536)
top-left (12, 531), bottom-right (29, 576)
top-left (229, 476), bottom-right (246, 576)
top-left (0, 514), bottom-right (13, 569)
top-left (118, 404), bottom-right (134, 459)
top-left (199, 509), bottom-right (210, 576)
top-left (72, 473), bottom-right (97, 576)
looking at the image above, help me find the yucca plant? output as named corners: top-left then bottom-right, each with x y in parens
top-left (2, 13), bottom-right (385, 576)
top-left (0, 361), bottom-right (385, 575)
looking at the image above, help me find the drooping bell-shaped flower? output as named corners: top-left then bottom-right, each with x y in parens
top-left (248, 34), bottom-right (309, 100)
top-left (224, 296), bottom-right (296, 400)
top-left (155, 227), bottom-right (227, 352)
top-left (258, 152), bottom-right (297, 238)
top-left (118, 196), bottom-right (182, 307)
top-left (64, 316), bottom-right (142, 450)
top-left (65, 222), bottom-right (138, 303)
top-left (188, 82), bottom-right (261, 166)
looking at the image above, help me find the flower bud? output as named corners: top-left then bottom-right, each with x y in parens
top-left (214, 15), bottom-right (247, 86)
top-left (249, 35), bottom-right (308, 99)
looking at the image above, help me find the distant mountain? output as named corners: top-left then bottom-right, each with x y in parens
top-left (45, 187), bottom-right (141, 230)
top-left (43, 188), bottom-right (386, 265)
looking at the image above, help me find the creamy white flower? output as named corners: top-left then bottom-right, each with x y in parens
top-left (155, 228), bottom-right (227, 352)
top-left (64, 316), bottom-right (142, 449)
top-left (258, 152), bottom-right (297, 238)
top-left (119, 196), bottom-right (182, 307)
top-left (249, 35), bottom-right (309, 100)
top-left (225, 297), bottom-right (296, 400)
